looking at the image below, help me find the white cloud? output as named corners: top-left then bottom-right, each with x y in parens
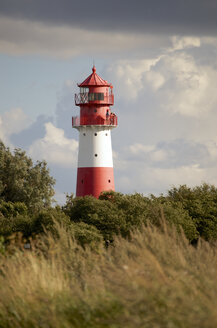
top-left (129, 144), bottom-right (155, 154)
top-left (150, 149), bottom-right (167, 162)
top-left (129, 140), bottom-right (210, 167)
top-left (128, 143), bottom-right (167, 162)
top-left (206, 141), bottom-right (217, 160)
top-left (0, 108), bottom-right (31, 145)
top-left (112, 150), bottom-right (128, 170)
top-left (115, 162), bottom-right (207, 195)
top-left (145, 70), bottom-right (165, 91)
top-left (157, 52), bottom-right (217, 117)
top-left (116, 160), bottom-right (211, 195)
top-left (107, 57), bottom-right (163, 100)
top-left (170, 36), bottom-right (201, 51)
top-left (114, 138), bottom-right (217, 194)
top-left (149, 164), bottom-right (205, 188)
top-left (28, 122), bottom-right (78, 167)
top-left (108, 43), bottom-right (217, 118)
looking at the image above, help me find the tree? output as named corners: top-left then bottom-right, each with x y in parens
top-left (63, 194), bottom-right (127, 242)
top-left (167, 183), bottom-right (217, 241)
top-left (0, 141), bottom-right (55, 213)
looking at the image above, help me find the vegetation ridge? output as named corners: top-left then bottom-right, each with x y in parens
top-left (1, 141), bottom-right (217, 327)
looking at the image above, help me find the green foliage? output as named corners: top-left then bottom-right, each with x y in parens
top-left (1, 139), bottom-right (217, 245)
top-left (0, 141), bottom-right (55, 213)
top-left (100, 191), bottom-right (150, 228)
top-left (63, 195), bottom-right (127, 242)
top-left (64, 191), bottom-right (199, 243)
top-left (161, 201), bottom-right (199, 241)
top-left (0, 200), bottom-right (28, 218)
top-left (68, 222), bottom-right (103, 249)
top-left (0, 236), bottom-right (5, 255)
top-left (167, 183), bottom-right (217, 241)
top-left (32, 207), bottom-right (70, 236)
top-left (146, 196), bottom-right (199, 242)
top-left (0, 204), bottom-right (70, 239)
top-left (0, 214), bottom-right (33, 238)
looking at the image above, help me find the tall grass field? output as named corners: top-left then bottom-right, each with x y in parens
top-left (0, 222), bottom-right (217, 328)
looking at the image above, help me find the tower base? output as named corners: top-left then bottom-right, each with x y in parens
top-left (76, 167), bottom-right (115, 198)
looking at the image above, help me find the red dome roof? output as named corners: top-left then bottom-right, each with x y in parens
top-left (78, 66), bottom-right (111, 87)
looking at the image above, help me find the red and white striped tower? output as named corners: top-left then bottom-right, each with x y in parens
top-left (72, 66), bottom-right (118, 198)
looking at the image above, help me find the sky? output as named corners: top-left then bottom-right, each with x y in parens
top-left (1, 0), bottom-right (217, 203)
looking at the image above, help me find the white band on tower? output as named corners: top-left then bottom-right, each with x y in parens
top-left (77, 127), bottom-right (113, 168)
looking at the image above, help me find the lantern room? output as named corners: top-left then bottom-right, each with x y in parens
top-left (75, 66), bottom-right (114, 106)
top-left (73, 66), bottom-right (117, 127)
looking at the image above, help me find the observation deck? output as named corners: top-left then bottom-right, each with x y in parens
top-left (72, 114), bottom-right (118, 127)
top-left (75, 92), bottom-right (114, 106)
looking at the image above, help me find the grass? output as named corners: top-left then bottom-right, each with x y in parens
top-left (0, 222), bottom-right (217, 327)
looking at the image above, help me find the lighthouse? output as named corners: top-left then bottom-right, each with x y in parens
top-left (72, 66), bottom-right (118, 198)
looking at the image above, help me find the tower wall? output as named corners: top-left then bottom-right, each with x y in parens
top-left (76, 126), bottom-right (115, 197)
top-left (76, 167), bottom-right (114, 198)
top-left (77, 126), bottom-right (113, 167)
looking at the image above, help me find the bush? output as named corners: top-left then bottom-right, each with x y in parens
top-left (0, 141), bottom-right (55, 213)
top-left (64, 192), bottom-right (199, 243)
top-left (32, 207), bottom-right (70, 236)
top-left (167, 183), bottom-right (217, 241)
top-left (68, 222), bottom-right (103, 249)
top-left (63, 195), bottom-right (127, 242)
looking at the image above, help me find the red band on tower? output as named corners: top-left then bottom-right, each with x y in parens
top-left (76, 167), bottom-right (115, 198)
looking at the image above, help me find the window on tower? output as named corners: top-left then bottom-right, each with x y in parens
top-left (80, 87), bottom-right (89, 93)
top-left (88, 93), bottom-right (104, 101)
